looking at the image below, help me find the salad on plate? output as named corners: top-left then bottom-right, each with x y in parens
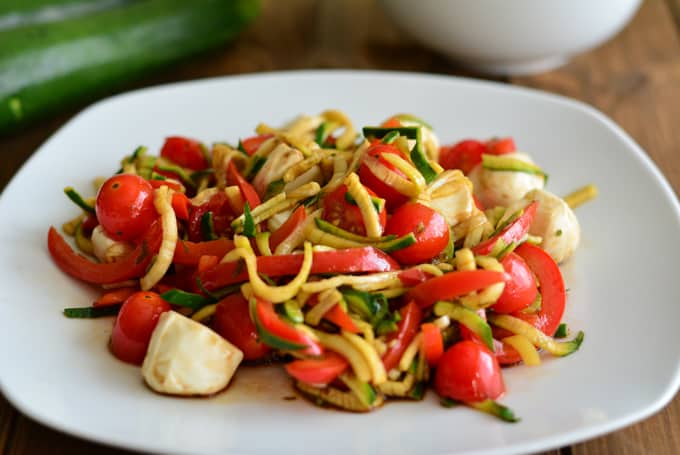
top-left (47, 110), bottom-right (595, 420)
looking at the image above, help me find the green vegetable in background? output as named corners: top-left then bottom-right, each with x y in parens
top-left (0, 0), bottom-right (260, 136)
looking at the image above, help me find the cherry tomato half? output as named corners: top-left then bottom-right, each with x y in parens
top-left (322, 184), bottom-right (386, 236)
top-left (439, 140), bottom-right (487, 175)
top-left (187, 192), bottom-right (236, 242)
top-left (95, 174), bottom-right (157, 241)
top-left (434, 340), bottom-right (505, 402)
top-left (492, 252), bottom-right (538, 314)
top-left (160, 136), bottom-right (208, 170)
top-left (385, 202), bottom-right (449, 265)
top-left (358, 143), bottom-right (410, 210)
top-left (212, 293), bottom-right (271, 361)
top-left (110, 291), bottom-right (170, 365)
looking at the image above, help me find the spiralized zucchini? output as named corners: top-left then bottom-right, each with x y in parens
top-left (55, 109), bottom-right (590, 417)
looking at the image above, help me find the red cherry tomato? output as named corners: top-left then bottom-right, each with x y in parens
top-left (385, 202), bottom-right (449, 265)
top-left (434, 340), bottom-right (505, 402)
top-left (439, 140), bottom-right (487, 174)
top-left (321, 184), bottom-right (387, 236)
top-left (95, 174), bottom-right (157, 241)
top-left (358, 143), bottom-right (410, 210)
top-left (492, 252), bottom-right (538, 313)
top-left (486, 137), bottom-right (516, 155)
top-left (160, 136), bottom-right (208, 170)
top-left (212, 293), bottom-right (271, 361)
top-left (284, 352), bottom-right (349, 385)
top-left (110, 291), bottom-right (170, 365)
top-left (187, 192), bottom-right (236, 241)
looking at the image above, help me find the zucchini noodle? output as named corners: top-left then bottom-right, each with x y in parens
top-left (53, 109), bottom-right (589, 416)
top-left (140, 186), bottom-right (177, 291)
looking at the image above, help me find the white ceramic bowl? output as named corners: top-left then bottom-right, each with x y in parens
top-left (380, 0), bottom-right (642, 75)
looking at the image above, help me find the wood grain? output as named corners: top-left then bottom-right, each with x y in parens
top-left (1, 0), bottom-right (679, 454)
top-left (513, 0), bottom-right (680, 453)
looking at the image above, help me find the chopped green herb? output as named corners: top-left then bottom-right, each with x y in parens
top-left (160, 289), bottom-right (212, 309)
top-left (242, 202), bottom-right (256, 238)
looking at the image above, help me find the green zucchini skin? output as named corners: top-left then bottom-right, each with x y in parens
top-left (0, 0), bottom-right (260, 135)
top-left (0, 0), bottom-right (135, 31)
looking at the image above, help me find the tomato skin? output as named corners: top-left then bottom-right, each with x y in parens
top-left (95, 174), bottom-right (157, 241)
top-left (160, 136), bottom-right (207, 170)
top-left (421, 322), bottom-right (444, 367)
top-left (439, 140), bottom-right (487, 174)
top-left (187, 192), bottom-right (235, 241)
top-left (486, 137), bottom-right (516, 155)
top-left (492, 253), bottom-right (538, 313)
top-left (110, 292), bottom-right (170, 365)
top-left (322, 184), bottom-right (387, 236)
top-left (434, 340), bottom-right (505, 402)
top-left (358, 143), bottom-right (409, 210)
top-left (212, 294), bottom-right (271, 361)
top-left (385, 202), bottom-right (449, 265)
top-left (284, 352), bottom-right (349, 385)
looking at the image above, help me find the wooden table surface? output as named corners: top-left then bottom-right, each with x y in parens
top-left (2, 0), bottom-right (680, 453)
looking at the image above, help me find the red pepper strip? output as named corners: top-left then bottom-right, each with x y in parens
top-left (199, 246), bottom-right (400, 291)
top-left (324, 304), bottom-right (360, 333)
top-left (382, 301), bottom-right (422, 372)
top-left (421, 322), bottom-right (444, 367)
top-left (513, 242), bottom-right (566, 336)
top-left (491, 243), bottom-right (566, 366)
top-left (93, 287), bottom-right (137, 308)
top-left (253, 298), bottom-right (323, 356)
top-left (47, 221), bottom-right (162, 285)
top-left (284, 351), bottom-right (349, 385)
top-left (240, 134), bottom-right (274, 156)
top-left (197, 255), bottom-right (219, 273)
top-left (171, 193), bottom-right (191, 221)
top-left (227, 161), bottom-right (261, 209)
top-left (398, 267), bottom-right (433, 286)
top-left (472, 201), bottom-right (538, 256)
top-left (407, 270), bottom-right (508, 308)
top-left (173, 238), bottom-right (234, 266)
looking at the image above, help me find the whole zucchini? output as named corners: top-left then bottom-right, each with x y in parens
top-left (0, 0), bottom-right (260, 135)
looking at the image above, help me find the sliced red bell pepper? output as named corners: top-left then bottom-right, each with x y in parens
top-left (382, 301), bottom-right (422, 372)
top-left (421, 322), bottom-right (444, 367)
top-left (47, 221), bottom-right (162, 285)
top-left (227, 161), bottom-right (261, 209)
top-left (269, 205), bottom-right (306, 252)
top-left (472, 201), bottom-right (538, 256)
top-left (324, 304), bottom-right (360, 333)
top-left (491, 243), bottom-right (566, 365)
top-left (513, 242), bottom-right (566, 336)
top-left (250, 298), bottom-right (322, 356)
top-left (197, 255), bottom-right (219, 273)
top-left (171, 192), bottom-right (191, 221)
top-left (173, 238), bottom-right (234, 266)
top-left (407, 270), bottom-right (508, 308)
top-left (397, 267), bottom-right (434, 286)
top-left (239, 134), bottom-right (274, 156)
top-left (284, 351), bottom-right (349, 385)
top-left (148, 178), bottom-right (184, 193)
top-left (198, 246), bottom-right (400, 291)
top-left (93, 287), bottom-right (138, 308)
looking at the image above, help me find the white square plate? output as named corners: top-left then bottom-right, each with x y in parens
top-left (1, 71), bottom-right (679, 455)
